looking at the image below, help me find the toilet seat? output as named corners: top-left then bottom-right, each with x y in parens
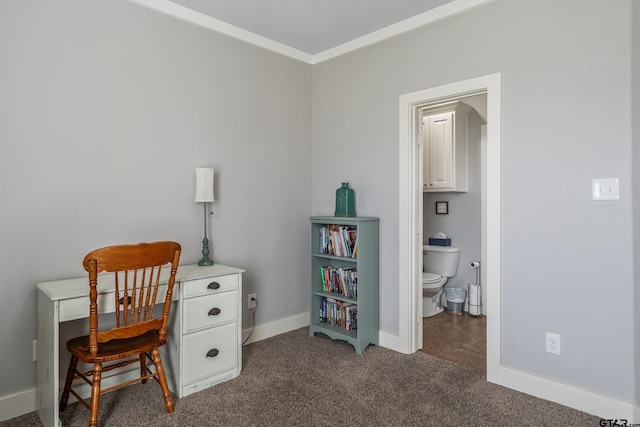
top-left (422, 273), bottom-right (447, 289)
top-left (422, 272), bottom-right (441, 283)
top-left (422, 272), bottom-right (446, 289)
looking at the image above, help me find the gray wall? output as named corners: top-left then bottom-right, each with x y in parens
top-left (0, 0), bottom-right (311, 397)
top-left (312, 0), bottom-right (634, 402)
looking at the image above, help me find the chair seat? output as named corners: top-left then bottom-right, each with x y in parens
top-left (67, 330), bottom-right (161, 362)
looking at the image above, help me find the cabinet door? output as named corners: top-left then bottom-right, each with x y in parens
top-left (424, 111), bottom-right (454, 190)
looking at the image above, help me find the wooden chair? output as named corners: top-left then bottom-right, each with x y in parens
top-left (59, 241), bottom-right (181, 427)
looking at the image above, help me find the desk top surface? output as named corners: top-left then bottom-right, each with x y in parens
top-left (37, 263), bottom-right (244, 301)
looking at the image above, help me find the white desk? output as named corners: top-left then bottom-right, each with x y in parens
top-left (36, 263), bottom-right (244, 427)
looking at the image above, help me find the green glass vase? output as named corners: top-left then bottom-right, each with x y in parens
top-left (335, 182), bottom-right (355, 217)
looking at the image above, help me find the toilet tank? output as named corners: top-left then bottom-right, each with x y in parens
top-left (423, 245), bottom-right (460, 277)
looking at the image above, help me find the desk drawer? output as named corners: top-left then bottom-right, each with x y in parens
top-left (183, 323), bottom-right (237, 385)
top-left (182, 274), bottom-right (238, 298)
top-left (59, 284), bottom-right (172, 322)
top-left (183, 291), bottom-right (238, 333)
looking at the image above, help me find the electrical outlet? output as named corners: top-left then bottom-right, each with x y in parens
top-left (248, 293), bottom-right (257, 310)
top-left (546, 332), bottom-right (561, 355)
top-left (33, 340), bottom-right (37, 362)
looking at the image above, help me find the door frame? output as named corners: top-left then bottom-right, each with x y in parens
top-left (398, 73), bottom-right (501, 382)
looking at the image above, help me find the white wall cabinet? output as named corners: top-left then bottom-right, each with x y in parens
top-left (423, 101), bottom-right (471, 192)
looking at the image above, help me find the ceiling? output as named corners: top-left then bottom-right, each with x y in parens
top-left (168, 0), bottom-right (455, 55)
top-left (131, 0), bottom-right (491, 63)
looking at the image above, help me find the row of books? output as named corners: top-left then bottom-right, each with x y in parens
top-left (319, 297), bottom-right (358, 331)
top-left (319, 225), bottom-right (358, 258)
top-left (320, 266), bottom-right (357, 298)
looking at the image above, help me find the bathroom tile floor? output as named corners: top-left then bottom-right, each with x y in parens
top-left (421, 311), bottom-right (486, 372)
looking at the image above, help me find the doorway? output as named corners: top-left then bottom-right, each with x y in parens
top-left (398, 73), bottom-right (502, 382)
top-left (420, 93), bottom-right (486, 370)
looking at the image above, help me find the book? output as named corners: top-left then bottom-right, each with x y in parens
top-left (320, 266), bottom-right (357, 298)
top-left (319, 296), bottom-right (356, 330)
top-left (323, 224), bottom-right (357, 257)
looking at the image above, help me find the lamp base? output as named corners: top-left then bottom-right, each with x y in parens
top-left (198, 236), bottom-right (214, 267)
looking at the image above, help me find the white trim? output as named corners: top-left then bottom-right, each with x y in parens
top-left (379, 330), bottom-right (406, 353)
top-left (127, 0), bottom-right (494, 65)
top-left (0, 388), bottom-right (36, 422)
top-left (480, 124), bottom-right (488, 315)
top-left (128, 0), bottom-right (313, 63)
top-left (3, 366), bottom-right (637, 424)
top-left (0, 314), bottom-right (309, 422)
top-left (312, 0), bottom-right (494, 64)
top-left (398, 73), bottom-right (502, 373)
top-left (499, 366), bottom-right (637, 421)
top-left (242, 312), bottom-right (309, 345)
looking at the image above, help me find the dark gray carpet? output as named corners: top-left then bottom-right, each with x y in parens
top-left (3, 327), bottom-right (599, 426)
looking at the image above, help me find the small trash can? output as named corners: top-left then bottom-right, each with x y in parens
top-left (445, 287), bottom-right (466, 314)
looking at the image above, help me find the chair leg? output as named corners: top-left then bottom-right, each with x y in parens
top-left (140, 352), bottom-right (147, 384)
top-left (150, 348), bottom-right (174, 413)
top-left (89, 362), bottom-right (102, 427)
top-left (59, 355), bottom-right (78, 412)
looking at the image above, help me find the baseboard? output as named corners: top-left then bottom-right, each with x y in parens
top-left (376, 330), bottom-right (638, 422)
top-left (0, 388), bottom-right (36, 422)
top-left (498, 366), bottom-right (636, 422)
top-left (242, 312), bottom-right (309, 345)
top-left (4, 321), bottom-right (636, 424)
top-left (378, 330), bottom-right (406, 353)
top-left (1, 314), bottom-right (309, 423)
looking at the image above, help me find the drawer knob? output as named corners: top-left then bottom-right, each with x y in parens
top-left (206, 348), bottom-right (219, 358)
top-left (208, 307), bottom-right (221, 316)
top-left (207, 281), bottom-right (221, 290)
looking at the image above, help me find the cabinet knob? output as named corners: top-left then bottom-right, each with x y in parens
top-left (206, 348), bottom-right (219, 358)
top-left (207, 281), bottom-right (220, 290)
top-left (208, 307), bottom-right (221, 316)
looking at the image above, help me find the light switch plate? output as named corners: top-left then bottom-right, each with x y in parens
top-left (592, 178), bottom-right (619, 201)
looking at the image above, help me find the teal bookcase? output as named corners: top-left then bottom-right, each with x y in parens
top-left (309, 216), bottom-right (379, 354)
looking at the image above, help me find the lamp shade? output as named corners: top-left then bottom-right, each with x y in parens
top-left (195, 168), bottom-right (215, 202)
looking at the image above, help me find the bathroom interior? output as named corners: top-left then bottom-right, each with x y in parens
top-left (420, 93), bottom-right (487, 372)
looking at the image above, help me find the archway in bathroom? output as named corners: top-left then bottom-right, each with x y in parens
top-left (420, 94), bottom-right (487, 371)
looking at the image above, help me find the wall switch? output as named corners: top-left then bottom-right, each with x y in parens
top-left (33, 340), bottom-right (37, 362)
top-left (546, 332), bottom-right (561, 355)
top-left (248, 293), bottom-right (257, 310)
top-left (592, 178), bottom-right (619, 200)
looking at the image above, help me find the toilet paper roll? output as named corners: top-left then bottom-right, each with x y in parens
top-left (469, 304), bottom-right (482, 316)
top-left (468, 284), bottom-right (482, 306)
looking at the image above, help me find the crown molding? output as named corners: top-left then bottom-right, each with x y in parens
top-left (311, 0), bottom-right (494, 64)
top-left (128, 0), bottom-right (313, 63)
top-left (128, 0), bottom-right (494, 65)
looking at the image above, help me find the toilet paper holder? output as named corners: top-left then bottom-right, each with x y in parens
top-left (468, 261), bottom-right (482, 317)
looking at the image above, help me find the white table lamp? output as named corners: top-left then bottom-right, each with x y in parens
top-left (195, 168), bottom-right (215, 266)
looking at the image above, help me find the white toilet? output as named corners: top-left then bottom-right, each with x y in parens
top-left (422, 245), bottom-right (460, 317)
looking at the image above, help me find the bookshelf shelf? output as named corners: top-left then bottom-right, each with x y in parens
top-left (309, 216), bottom-right (379, 354)
top-left (312, 290), bottom-right (357, 304)
top-left (311, 253), bottom-right (358, 263)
